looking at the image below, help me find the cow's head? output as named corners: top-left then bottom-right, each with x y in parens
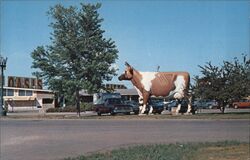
top-left (118, 62), bottom-right (133, 81)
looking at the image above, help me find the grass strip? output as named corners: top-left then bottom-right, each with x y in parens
top-left (64, 141), bottom-right (249, 160)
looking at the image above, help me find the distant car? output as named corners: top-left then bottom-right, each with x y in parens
top-left (145, 99), bottom-right (165, 114)
top-left (93, 98), bottom-right (133, 116)
top-left (167, 100), bottom-right (189, 113)
top-left (123, 100), bottom-right (140, 115)
top-left (193, 99), bottom-right (219, 109)
top-left (232, 99), bottom-right (250, 109)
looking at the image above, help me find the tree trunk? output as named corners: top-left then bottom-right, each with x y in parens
top-left (76, 89), bottom-right (81, 117)
top-left (219, 100), bottom-right (225, 114)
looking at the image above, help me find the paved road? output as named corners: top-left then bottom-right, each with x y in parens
top-left (1, 119), bottom-right (249, 160)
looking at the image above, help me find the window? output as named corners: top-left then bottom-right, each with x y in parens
top-left (18, 90), bottom-right (33, 96)
top-left (3, 89), bottom-right (14, 96)
top-left (26, 90), bottom-right (33, 96)
top-left (7, 89), bottom-right (14, 96)
top-left (18, 90), bottom-right (25, 96)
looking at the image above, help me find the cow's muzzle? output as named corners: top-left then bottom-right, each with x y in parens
top-left (118, 74), bottom-right (125, 81)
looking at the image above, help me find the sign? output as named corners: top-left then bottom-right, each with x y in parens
top-left (8, 76), bottom-right (43, 89)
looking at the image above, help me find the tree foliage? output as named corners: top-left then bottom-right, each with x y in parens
top-left (31, 3), bottom-right (118, 114)
top-left (192, 55), bottom-right (250, 107)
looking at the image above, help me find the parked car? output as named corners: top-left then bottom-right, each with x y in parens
top-left (123, 100), bottom-right (140, 115)
top-left (167, 100), bottom-right (189, 113)
top-left (193, 99), bottom-right (219, 109)
top-left (93, 98), bottom-right (133, 116)
top-left (145, 99), bottom-right (165, 114)
top-left (232, 99), bottom-right (250, 109)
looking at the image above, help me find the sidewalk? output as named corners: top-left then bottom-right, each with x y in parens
top-left (3, 111), bottom-right (97, 119)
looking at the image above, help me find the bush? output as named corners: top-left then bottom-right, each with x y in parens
top-left (46, 108), bottom-right (61, 112)
top-left (46, 103), bottom-right (94, 113)
top-left (81, 103), bottom-right (94, 111)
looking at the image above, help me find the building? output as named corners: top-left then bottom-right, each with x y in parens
top-left (4, 76), bottom-right (55, 112)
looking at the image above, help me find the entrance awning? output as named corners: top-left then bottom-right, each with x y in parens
top-left (5, 97), bottom-right (36, 101)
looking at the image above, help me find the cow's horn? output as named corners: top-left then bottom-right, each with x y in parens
top-left (125, 62), bottom-right (131, 67)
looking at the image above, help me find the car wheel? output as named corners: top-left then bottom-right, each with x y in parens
top-left (234, 105), bottom-right (238, 109)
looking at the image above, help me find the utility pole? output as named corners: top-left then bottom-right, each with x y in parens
top-left (157, 66), bottom-right (160, 72)
top-left (0, 55), bottom-right (7, 116)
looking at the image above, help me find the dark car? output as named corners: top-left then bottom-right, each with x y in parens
top-left (193, 99), bottom-right (219, 109)
top-left (93, 98), bottom-right (133, 116)
top-left (167, 100), bottom-right (189, 113)
top-left (145, 99), bottom-right (165, 114)
top-left (123, 100), bottom-right (140, 115)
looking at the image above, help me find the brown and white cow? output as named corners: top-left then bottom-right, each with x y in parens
top-left (118, 62), bottom-right (192, 115)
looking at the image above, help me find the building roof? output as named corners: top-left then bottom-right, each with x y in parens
top-left (114, 88), bottom-right (138, 96)
top-left (4, 86), bottom-right (54, 93)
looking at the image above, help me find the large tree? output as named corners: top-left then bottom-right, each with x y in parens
top-left (192, 55), bottom-right (250, 112)
top-left (31, 3), bottom-right (118, 116)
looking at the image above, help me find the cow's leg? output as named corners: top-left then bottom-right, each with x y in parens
top-left (139, 91), bottom-right (150, 115)
top-left (184, 93), bottom-right (192, 114)
top-left (148, 105), bottom-right (153, 115)
top-left (138, 96), bottom-right (143, 114)
top-left (139, 104), bottom-right (147, 116)
top-left (146, 99), bottom-right (153, 115)
top-left (187, 96), bottom-right (192, 114)
top-left (173, 92), bottom-right (183, 114)
top-left (175, 99), bottom-right (182, 114)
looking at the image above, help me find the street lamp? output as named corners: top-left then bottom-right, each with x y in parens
top-left (0, 55), bottom-right (7, 116)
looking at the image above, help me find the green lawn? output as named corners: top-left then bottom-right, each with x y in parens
top-left (64, 141), bottom-right (249, 160)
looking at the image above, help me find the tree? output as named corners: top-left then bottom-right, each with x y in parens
top-left (192, 55), bottom-right (250, 113)
top-left (31, 3), bottom-right (118, 116)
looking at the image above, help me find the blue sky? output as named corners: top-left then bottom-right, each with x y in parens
top-left (1, 0), bottom-right (249, 88)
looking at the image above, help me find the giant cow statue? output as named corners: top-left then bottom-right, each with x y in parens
top-left (118, 62), bottom-right (192, 115)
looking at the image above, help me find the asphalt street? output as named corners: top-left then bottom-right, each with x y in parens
top-left (1, 119), bottom-right (249, 160)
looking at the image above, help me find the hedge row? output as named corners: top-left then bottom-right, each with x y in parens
top-left (46, 103), bottom-right (94, 112)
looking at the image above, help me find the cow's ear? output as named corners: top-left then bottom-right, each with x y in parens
top-left (125, 62), bottom-right (131, 67)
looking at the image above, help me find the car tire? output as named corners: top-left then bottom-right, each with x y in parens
top-left (234, 105), bottom-right (238, 109)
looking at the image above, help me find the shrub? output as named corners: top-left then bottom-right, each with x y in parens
top-left (81, 103), bottom-right (94, 111)
top-left (46, 103), bottom-right (94, 112)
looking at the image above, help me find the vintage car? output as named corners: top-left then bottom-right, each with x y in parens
top-left (123, 100), bottom-right (140, 115)
top-left (167, 100), bottom-right (188, 113)
top-left (232, 99), bottom-right (250, 109)
top-left (93, 98), bottom-right (133, 116)
top-left (145, 99), bottom-right (165, 114)
top-left (193, 99), bottom-right (219, 109)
